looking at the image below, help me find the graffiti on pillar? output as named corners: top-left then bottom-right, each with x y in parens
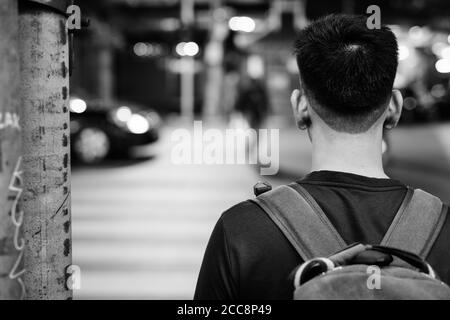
top-left (8, 157), bottom-right (26, 299)
top-left (0, 111), bottom-right (20, 131)
top-left (0, 110), bottom-right (21, 174)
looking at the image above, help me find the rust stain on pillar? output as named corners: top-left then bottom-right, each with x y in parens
top-left (0, 0), bottom-right (23, 300)
top-left (19, 2), bottom-right (72, 300)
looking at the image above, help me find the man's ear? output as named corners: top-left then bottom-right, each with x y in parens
top-left (385, 89), bottom-right (403, 130)
top-left (291, 89), bottom-right (311, 130)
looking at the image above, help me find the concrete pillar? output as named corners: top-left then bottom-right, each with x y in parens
top-left (180, 0), bottom-right (195, 120)
top-left (19, 0), bottom-right (72, 300)
top-left (202, 0), bottom-right (228, 121)
top-left (0, 0), bottom-right (24, 300)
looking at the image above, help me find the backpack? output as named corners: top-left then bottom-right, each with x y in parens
top-left (251, 182), bottom-right (450, 300)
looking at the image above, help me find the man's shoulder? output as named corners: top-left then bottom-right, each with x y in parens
top-left (218, 184), bottom-right (296, 234)
top-left (218, 198), bottom-right (284, 241)
top-left (220, 200), bottom-right (264, 228)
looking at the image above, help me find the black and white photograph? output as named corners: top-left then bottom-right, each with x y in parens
top-left (1, 0), bottom-right (450, 307)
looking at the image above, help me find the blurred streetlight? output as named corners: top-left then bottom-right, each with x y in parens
top-left (116, 106), bottom-right (132, 122)
top-left (127, 114), bottom-right (150, 134)
top-left (436, 59), bottom-right (450, 73)
top-left (69, 98), bottom-right (87, 113)
top-left (228, 16), bottom-right (256, 33)
top-left (133, 42), bottom-right (162, 58)
top-left (431, 84), bottom-right (447, 99)
top-left (184, 42), bottom-right (200, 56)
top-left (404, 97), bottom-right (418, 110)
top-left (176, 41), bottom-right (199, 57)
top-left (134, 42), bottom-right (147, 56)
top-left (175, 42), bottom-right (186, 56)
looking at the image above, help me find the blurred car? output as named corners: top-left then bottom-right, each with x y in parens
top-left (69, 97), bottom-right (160, 164)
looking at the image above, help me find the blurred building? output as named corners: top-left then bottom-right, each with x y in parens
top-left (69, 0), bottom-right (450, 123)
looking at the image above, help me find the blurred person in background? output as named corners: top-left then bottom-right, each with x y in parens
top-left (194, 14), bottom-right (450, 300)
top-left (234, 73), bottom-right (269, 130)
top-left (224, 32), bottom-right (270, 130)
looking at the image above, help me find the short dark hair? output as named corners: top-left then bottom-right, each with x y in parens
top-left (294, 14), bottom-right (399, 133)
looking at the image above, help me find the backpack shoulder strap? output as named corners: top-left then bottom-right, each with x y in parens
top-left (251, 183), bottom-right (347, 261)
top-left (381, 188), bottom-right (448, 259)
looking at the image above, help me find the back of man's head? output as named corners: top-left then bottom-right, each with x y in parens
top-left (294, 14), bottom-right (399, 133)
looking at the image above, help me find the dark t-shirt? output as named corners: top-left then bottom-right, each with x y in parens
top-left (194, 171), bottom-right (450, 300)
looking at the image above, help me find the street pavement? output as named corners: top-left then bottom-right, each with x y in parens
top-left (72, 122), bottom-right (262, 299)
top-left (72, 120), bottom-right (450, 299)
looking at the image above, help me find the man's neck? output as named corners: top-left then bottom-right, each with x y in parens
top-left (310, 130), bottom-right (388, 179)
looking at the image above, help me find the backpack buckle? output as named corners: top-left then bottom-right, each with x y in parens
top-left (294, 257), bottom-right (336, 288)
top-left (253, 181), bottom-right (272, 196)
